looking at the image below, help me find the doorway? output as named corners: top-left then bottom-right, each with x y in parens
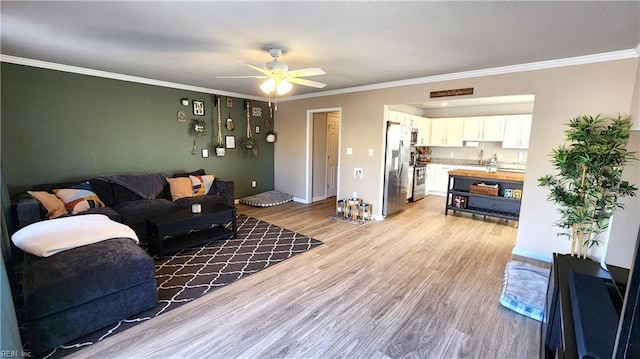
top-left (306, 108), bottom-right (341, 203)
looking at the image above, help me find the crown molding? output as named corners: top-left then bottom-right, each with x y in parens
top-left (0, 54), bottom-right (267, 102)
top-left (283, 49), bottom-right (640, 101)
top-left (2, 49), bottom-right (638, 103)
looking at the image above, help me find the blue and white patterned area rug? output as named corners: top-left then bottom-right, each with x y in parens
top-left (22, 214), bottom-right (322, 359)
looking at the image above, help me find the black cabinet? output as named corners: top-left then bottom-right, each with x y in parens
top-left (542, 254), bottom-right (628, 358)
top-left (445, 171), bottom-right (523, 221)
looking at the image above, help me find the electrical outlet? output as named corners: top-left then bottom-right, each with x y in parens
top-left (352, 192), bottom-right (357, 198)
top-left (450, 152), bottom-right (455, 158)
top-left (251, 180), bottom-right (256, 188)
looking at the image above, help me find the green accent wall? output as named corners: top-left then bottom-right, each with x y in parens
top-left (1, 169), bottom-right (21, 352)
top-left (1, 63), bottom-right (274, 198)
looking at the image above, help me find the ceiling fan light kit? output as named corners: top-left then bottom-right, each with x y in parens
top-left (260, 78), bottom-right (293, 96)
top-left (218, 47), bottom-right (327, 104)
top-left (260, 78), bottom-right (276, 94)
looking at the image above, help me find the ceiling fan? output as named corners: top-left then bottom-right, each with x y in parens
top-left (217, 48), bottom-right (327, 96)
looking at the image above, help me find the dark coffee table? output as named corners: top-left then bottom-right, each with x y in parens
top-left (146, 203), bottom-right (237, 260)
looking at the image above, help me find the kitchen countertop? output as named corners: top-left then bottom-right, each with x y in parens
top-left (447, 169), bottom-right (525, 182)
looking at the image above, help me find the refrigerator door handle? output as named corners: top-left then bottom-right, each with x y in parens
top-left (398, 140), bottom-right (404, 178)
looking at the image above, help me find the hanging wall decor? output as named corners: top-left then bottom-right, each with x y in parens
top-left (226, 112), bottom-right (235, 131)
top-left (177, 110), bottom-right (187, 123)
top-left (252, 106), bottom-right (263, 117)
top-left (215, 96), bottom-right (225, 156)
top-left (193, 100), bottom-right (205, 116)
top-left (225, 135), bottom-right (236, 149)
top-left (240, 100), bottom-right (257, 157)
top-left (191, 140), bottom-right (197, 155)
top-left (189, 119), bottom-right (206, 138)
top-left (266, 131), bottom-right (276, 143)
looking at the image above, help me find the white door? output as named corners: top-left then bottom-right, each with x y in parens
top-left (312, 114), bottom-right (328, 201)
top-left (326, 112), bottom-right (340, 197)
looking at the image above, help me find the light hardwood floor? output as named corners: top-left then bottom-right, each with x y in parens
top-left (70, 195), bottom-right (544, 358)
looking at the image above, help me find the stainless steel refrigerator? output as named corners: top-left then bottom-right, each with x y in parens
top-left (383, 121), bottom-right (411, 217)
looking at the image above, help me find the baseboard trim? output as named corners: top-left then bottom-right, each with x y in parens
top-left (511, 247), bottom-right (552, 263)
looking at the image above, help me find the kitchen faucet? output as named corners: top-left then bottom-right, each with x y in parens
top-left (479, 149), bottom-right (484, 165)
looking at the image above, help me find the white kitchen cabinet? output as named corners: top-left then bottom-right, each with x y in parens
top-left (386, 110), bottom-right (418, 128)
top-left (431, 164), bottom-right (458, 196)
top-left (407, 114), bottom-right (418, 128)
top-left (416, 116), bottom-right (431, 146)
top-left (462, 117), bottom-right (482, 141)
top-left (398, 112), bottom-right (415, 127)
top-left (385, 110), bottom-right (398, 123)
top-left (425, 164), bottom-right (436, 194)
top-left (502, 114), bottom-right (532, 149)
top-left (387, 110), bottom-right (432, 145)
top-left (481, 116), bottom-right (505, 141)
top-left (426, 164), bottom-right (491, 196)
top-left (430, 118), bottom-right (464, 147)
top-left (462, 116), bottom-right (505, 141)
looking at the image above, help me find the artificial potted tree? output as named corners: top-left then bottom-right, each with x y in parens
top-left (538, 114), bottom-right (637, 259)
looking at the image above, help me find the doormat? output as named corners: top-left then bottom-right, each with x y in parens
top-left (498, 260), bottom-right (550, 321)
top-left (16, 214), bottom-right (323, 359)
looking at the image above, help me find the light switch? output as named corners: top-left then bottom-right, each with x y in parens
top-left (368, 148), bottom-right (374, 156)
top-left (346, 148), bottom-right (353, 155)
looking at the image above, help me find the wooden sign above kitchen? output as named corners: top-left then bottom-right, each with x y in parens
top-left (430, 87), bottom-right (474, 98)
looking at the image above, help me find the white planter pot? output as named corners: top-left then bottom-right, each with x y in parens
top-left (266, 134), bottom-right (276, 143)
top-left (215, 147), bottom-right (226, 157)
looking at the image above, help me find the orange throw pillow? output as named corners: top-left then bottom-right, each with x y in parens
top-left (27, 191), bottom-right (68, 219)
top-left (166, 177), bottom-right (193, 201)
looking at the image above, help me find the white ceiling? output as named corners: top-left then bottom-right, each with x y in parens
top-left (1, 1), bottom-right (639, 100)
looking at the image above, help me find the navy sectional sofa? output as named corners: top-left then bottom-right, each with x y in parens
top-left (10, 169), bottom-right (234, 353)
top-left (14, 169), bottom-right (235, 242)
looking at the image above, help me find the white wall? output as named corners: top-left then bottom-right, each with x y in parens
top-left (274, 58), bottom-right (640, 265)
top-left (605, 60), bottom-right (640, 267)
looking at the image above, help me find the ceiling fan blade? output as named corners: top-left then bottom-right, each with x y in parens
top-left (286, 68), bottom-right (326, 77)
top-left (238, 61), bottom-right (270, 76)
top-left (216, 75), bottom-right (268, 79)
top-left (287, 77), bottom-right (327, 88)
